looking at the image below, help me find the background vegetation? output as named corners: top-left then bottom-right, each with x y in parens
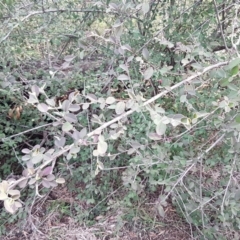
top-left (0, 0), bottom-right (240, 239)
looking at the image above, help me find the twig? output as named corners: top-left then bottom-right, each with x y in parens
top-left (213, 0), bottom-right (229, 51)
top-left (1, 122), bottom-right (53, 141)
top-left (220, 132), bottom-right (240, 214)
top-left (7, 61), bottom-right (230, 190)
top-left (87, 61), bottom-right (228, 138)
top-left (160, 133), bottom-right (226, 204)
top-left (231, 4), bottom-right (240, 57)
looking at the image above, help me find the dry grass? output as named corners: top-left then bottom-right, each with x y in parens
top-left (1, 184), bottom-right (195, 240)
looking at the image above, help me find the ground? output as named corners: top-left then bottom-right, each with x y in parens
top-left (2, 185), bottom-right (196, 240)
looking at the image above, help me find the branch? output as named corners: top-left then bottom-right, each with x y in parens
top-left (87, 61), bottom-right (229, 138)
top-left (213, 0), bottom-right (229, 51)
top-left (0, 8), bottom-right (108, 44)
top-left (1, 123), bottom-right (53, 141)
top-left (160, 133), bottom-right (226, 205)
top-left (8, 61), bottom-right (230, 190)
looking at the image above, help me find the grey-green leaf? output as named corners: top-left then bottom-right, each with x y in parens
top-left (142, 47), bottom-right (149, 60)
top-left (227, 58), bottom-right (240, 70)
top-left (97, 141), bottom-right (108, 155)
top-left (106, 96), bottom-right (116, 104)
top-left (156, 122), bottom-right (167, 135)
top-left (115, 102), bottom-right (125, 115)
top-left (158, 204), bottom-right (165, 218)
top-left (62, 122), bottom-right (73, 132)
top-left (144, 67), bottom-right (154, 80)
top-left (69, 104), bottom-right (80, 112)
top-left (142, 2), bottom-right (150, 15)
top-left (64, 113), bottom-right (77, 123)
top-left (37, 103), bottom-right (49, 113)
top-left (28, 93), bottom-right (39, 104)
top-left (117, 74), bottom-right (129, 81)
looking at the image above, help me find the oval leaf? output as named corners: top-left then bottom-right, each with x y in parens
top-left (117, 74), bottom-right (129, 81)
top-left (62, 122), bottom-right (73, 132)
top-left (37, 103), bottom-right (49, 113)
top-left (142, 2), bottom-right (150, 15)
top-left (106, 97), bottom-right (116, 104)
top-left (115, 102), bottom-right (125, 115)
top-left (41, 167), bottom-right (53, 176)
top-left (31, 85), bottom-right (40, 96)
top-left (97, 141), bottom-right (108, 155)
top-left (69, 104), bottom-right (80, 112)
top-left (64, 113), bottom-right (77, 123)
top-left (156, 122), bottom-right (167, 135)
top-left (22, 148), bottom-right (31, 154)
top-left (144, 67), bottom-right (154, 80)
top-left (56, 178), bottom-right (65, 184)
top-left (46, 98), bottom-right (56, 107)
top-left (142, 47), bottom-right (149, 60)
top-left (148, 133), bottom-right (162, 140)
top-left (4, 199), bottom-right (15, 214)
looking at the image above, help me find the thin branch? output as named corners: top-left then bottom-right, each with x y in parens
top-left (7, 61), bottom-right (229, 190)
top-left (160, 133), bottom-right (226, 204)
top-left (1, 122), bottom-right (53, 141)
top-left (87, 61), bottom-right (228, 138)
top-left (220, 132), bottom-right (240, 214)
top-left (213, 0), bottom-right (229, 51)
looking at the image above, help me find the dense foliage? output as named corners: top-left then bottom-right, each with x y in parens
top-left (0, 0), bottom-right (240, 238)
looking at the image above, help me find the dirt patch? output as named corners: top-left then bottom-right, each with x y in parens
top-left (1, 184), bottom-right (196, 240)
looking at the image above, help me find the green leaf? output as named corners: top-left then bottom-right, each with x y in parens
top-left (28, 92), bottom-right (39, 104)
top-left (22, 155), bottom-right (31, 161)
top-left (0, 192), bottom-right (8, 200)
top-left (115, 101), bottom-right (125, 115)
top-left (156, 122), bottom-right (167, 135)
top-left (82, 103), bottom-right (90, 109)
top-left (106, 96), bottom-right (116, 104)
top-left (180, 95), bottom-right (187, 103)
top-left (227, 58), bottom-right (240, 70)
top-left (64, 113), bottom-right (77, 123)
top-left (70, 146), bottom-right (80, 154)
top-left (142, 47), bottom-right (149, 60)
top-left (56, 178), bottom-right (65, 184)
top-left (230, 66), bottom-right (239, 76)
top-left (62, 122), bottom-right (73, 132)
top-left (22, 148), bottom-right (31, 154)
top-left (79, 127), bottom-right (87, 138)
top-left (235, 114), bottom-right (240, 123)
top-left (8, 190), bottom-right (20, 199)
top-left (119, 64), bottom-right (128, 72)
top-left (31, 85), bottom-right (40, 96)
top-left (98, 135), bottom-right (105, 142)
top-left (62, 100), bottom-right (71, 111)
top-left (117, 74), bottom-right (129, 81)
top-left (46, 98), bottom-right (56, 107)
top-left (228, 84), bottom-right (238, 91)
top-left (97, 160), bottom-right (104, 170)
top-left (142, 2), bottom-right (150, 15)
top-left (97, 141), bottom-right (108, 155)
top-left (32, 154), bottom-right (44, 164)
top-left (121, 44), bottom-right (132, 52)
top-left (54, 136), bottom-right (66, 148)
top-left (144, 67), bottom-right (154, 80)
top-left (220, 78), bottom-right (229, 87)
top-left (181, 117), bottom-right (191, 125)
top-left (47, 174), bottom-right (55, 181)
top-left (4, 199), bottom-right (15, 214)
top-left (157, 204), bottom-right (165, 218)
top-left (148, 133), bottom-right (162, 140)
top-left (37, 103), bottom-right (48, 113)
top-left (69, 104), bottom-right (80, 112)
top-left (191, 63), bottom-right (202, 70)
